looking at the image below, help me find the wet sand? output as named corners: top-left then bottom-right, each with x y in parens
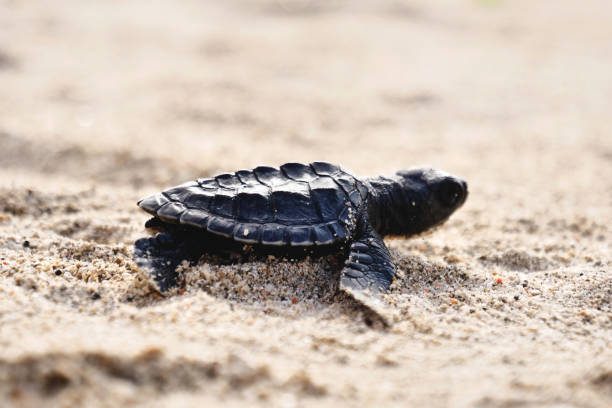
top-left (0, 1), bottom-right (610, 407)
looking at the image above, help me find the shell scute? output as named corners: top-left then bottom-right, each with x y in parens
top-left (333, 175), bottom-right (355, 193)
top-left (261, 224), bottom-right (287, 245)
top-left (253, 166), bottom-right (285, 186)
top-left (288, 226), bottom-right (314, 246)
top-left (210, 192), bottom-right (235, 218)
top-left (216, 173), bottom-right (242, 189)
top-left (328, 222), bottom-right (348, 240)
top-left (308, 177), bottom-right (349, 221)
top-left (235, 170), bottom-right (259, 185)
top-left (207, 217), bottom-right (235, 237)
top-left (157, 202), bottom-right (186, 223)
top-left (237, 183), bottom-right (269, 195)
top-left (313, 225), bottom-right (334, 245)
top-left (310, 162), bottom-right (341, 176)
top-left (183, 189), bottom-right (215, 211)
top-left (165, 186), bottom-right (202, 203)
top-left (197, 178), bottom-right (218, 189)
top-left (233, 223), bottom-right (261, 244)
top-left (235, 189), bottom-right (272, 223)
top-left (333, 175), bottom-right (363, 207)
top-left (280, 162), bottom-right (318, 182)
top-left (271, 183), bottom-right (317, 223)
top-left (180, 209), bottom-right (210, 228)
top-left (138, 193), bottom-right (169, 215)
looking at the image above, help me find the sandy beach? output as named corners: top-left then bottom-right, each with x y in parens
top-left (0, 1), bottom-right (610, 407)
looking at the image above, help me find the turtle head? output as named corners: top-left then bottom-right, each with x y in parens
top-left (368, 167), bottom-right (468, 236)
top-left (393, 167), bottom-right (468, 235)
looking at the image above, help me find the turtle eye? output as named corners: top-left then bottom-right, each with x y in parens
top-left (437, 179), bottom-right (465, 208)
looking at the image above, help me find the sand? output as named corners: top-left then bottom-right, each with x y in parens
top-left (0, 0), bottom-right (610, 407)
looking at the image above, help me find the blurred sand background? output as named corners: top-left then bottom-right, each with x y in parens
top-left (0, 0), bottom-right (610, 407)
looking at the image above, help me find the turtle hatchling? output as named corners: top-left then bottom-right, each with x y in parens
top-left (135, 162), bottom-right (467, 311)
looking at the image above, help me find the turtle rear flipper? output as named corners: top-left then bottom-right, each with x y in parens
top-left (340, 218), bottom-right (398, 325)
top-left (134, 230), bottom-right (204, 291)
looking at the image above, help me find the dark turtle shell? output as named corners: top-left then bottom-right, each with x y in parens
top-left (138, 162), bottom-right (369, 246)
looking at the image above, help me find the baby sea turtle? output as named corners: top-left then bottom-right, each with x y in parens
top-left (135, 162), bottom-right (467, 309)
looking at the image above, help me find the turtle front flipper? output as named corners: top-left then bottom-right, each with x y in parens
top-left (339, 218), bottom-right (398, 325)
top-left (341, 220), bottom-right (395, 293)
